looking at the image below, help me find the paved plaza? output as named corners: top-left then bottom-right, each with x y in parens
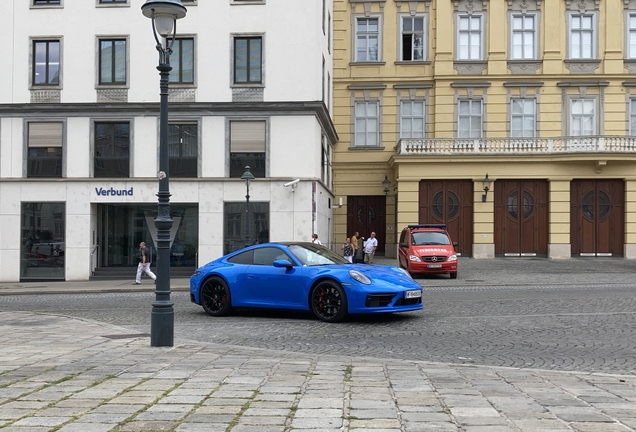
top-left (1, 257), bottom-right (636, 431)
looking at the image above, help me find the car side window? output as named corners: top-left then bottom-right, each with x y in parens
top-left (227, 250), bottom-right (254, 264)
top-left (399, 230), bottom-right (407, 245)
top-left (253, 247), bottom-right (291, 266)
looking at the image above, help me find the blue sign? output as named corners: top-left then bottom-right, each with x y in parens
top-left (95, 187), bottom-right (134, 196)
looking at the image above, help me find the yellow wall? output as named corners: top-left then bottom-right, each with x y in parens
top-left (333, 0), bottom-right (636, 258)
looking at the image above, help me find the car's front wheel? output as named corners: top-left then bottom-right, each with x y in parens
top-left (200, 276), bottom-right (232, 317)
top-left (310, 281), bottom-right (348, 323)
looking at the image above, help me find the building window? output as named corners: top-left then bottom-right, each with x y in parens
top-left (328, 12), bottom-right (332, 53)
top-left (569, 14), bottom-right (595, 59)
top-left (234, 37), bottom-right (262, 84)
top-left (33, 0), bottom-right (60, 4)
top-left (21, 203), bottom-right (66, 281)
top-left (27, 122), bottom-right (63, 178)
top-left (355, 17), bottom-right (380, 61)
top-left (354, 101), bottom-right (380, 146)
top-left (457, 99), bottom-right (483, 138)
top-left (224, 202), bottom-right (270, 254)
top-left (33, 40), bottom-right (60, 86)
top-left (99, 39), bottom-right (126, 85)
top-left (170, 38), bottom-right (194, 84)
top-left (321, 135), bottom-right (332, 187)
top-left (457, 15), bottom-right (483, 60)
top-left (628, 14), bottom-right (636, 58)
top-left (401, 16), bottom-right (426, 61)
top-left (169, 124), bottom-right (197, 177)
top-left (570, 99), bottom-right (596, 135)
top-left (630, 99), bottom-right (636, 135)
top-left (94, 122), bottom-right (130, 177)
top-left (510, 98), bottom-right (536, 137)
top-left (511, 14), bottom-right (536, 59)
top-left (400, 100), bottom-right (425, 138)
top-left (230, 121), bottom-right (266, 178)
top-left (99, 0), bottom-right (127, 3)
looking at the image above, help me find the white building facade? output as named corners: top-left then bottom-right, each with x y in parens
top-left (0, 0), bottom-right (336, 282)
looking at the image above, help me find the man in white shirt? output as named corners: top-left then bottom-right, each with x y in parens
top-left (311, 233), bottom-right (322, 245)
top-left (363, 232), bottom-right (378, 264)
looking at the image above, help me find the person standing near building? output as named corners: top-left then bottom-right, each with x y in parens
top-left (311, 234), bottom-right (322, 245)
top-left (351, 231), bottom-right (359, 262)
top-left (363, 232), bottom-right (378, 264)
top-left (133, 241), bottom-right (156, 285)
top-left (341, 237), bottom-right (354, 263)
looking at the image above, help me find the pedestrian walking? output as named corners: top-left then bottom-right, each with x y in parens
top-left (133, 241), bottom-right (156, 285)
top-left (351, 231), bottom-right (360, 262)
top-left (311, 234), bottom-right (322, 245)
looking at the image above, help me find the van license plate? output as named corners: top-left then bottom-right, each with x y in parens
top-left (428, 264), bottom-right (442, 268)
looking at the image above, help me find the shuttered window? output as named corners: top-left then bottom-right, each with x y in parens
top-left (28, 122), bottom-right (63, 178)
top-left (230, 121), bottom-right (266, 178)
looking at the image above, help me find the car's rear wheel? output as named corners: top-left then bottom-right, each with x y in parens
top-left (450, 272), bottom-right (457, 279)
top-left (310, 281), bottom-right (348, 323)
top-left (200, 276), bottom-right (232, 317)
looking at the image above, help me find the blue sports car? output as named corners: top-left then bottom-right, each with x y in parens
top-left (190, 242), bottom-right (423, 322)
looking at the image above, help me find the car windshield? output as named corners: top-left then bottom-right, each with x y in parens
top-left (412, 231), bottom-right (451, 246)
top-left (288, 244), bottom-right (349, 266)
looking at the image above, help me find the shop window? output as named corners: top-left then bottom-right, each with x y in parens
top-left (229, 120), bottom-right (266, 178)
top-left (169, 123), bottom-right (197, 177)
top-left (94, 122), bottom-right (130, 177)
top-left (21, 202), bottom-right (65, 281)
top-left (224, 202), bottom-right (270, 254)
top-left (27, 122), bottom-right (63, 178)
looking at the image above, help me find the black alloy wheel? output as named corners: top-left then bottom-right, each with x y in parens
top-left (200, 276), bottom-right (232, 317)
top-left (310, 281), bottom-right (348, 323)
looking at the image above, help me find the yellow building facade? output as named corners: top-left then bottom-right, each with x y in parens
top-left (333, 0), bottom-right (636, 259)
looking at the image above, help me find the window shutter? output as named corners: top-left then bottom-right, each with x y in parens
top-left (230, 121), bottom-right (266, 153)
top-left (29, 122), bottom-right (63, 148)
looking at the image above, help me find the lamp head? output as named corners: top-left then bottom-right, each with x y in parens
top-left (482, 173), bottom-right (491, 192)
top-left (241, 166), bottom-right (255, 185)
top-left (141, 0), bottom-right (187, 37)
top-left (382, 175), bottom-right (390, 195)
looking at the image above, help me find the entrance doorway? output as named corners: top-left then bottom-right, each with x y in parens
top-left (494, 180), bottom-right (548, 256)
top-left (418, 180), bottom-right (473, 256)
top-left (96, 204), bottom-right (198, 268)
top-left (570, 179), bottom-right (624, 257)
top-left (347, 196), bottom-right (386, 254)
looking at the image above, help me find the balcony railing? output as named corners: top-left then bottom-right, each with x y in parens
top-left (396, 136), bottom-right (636, 155)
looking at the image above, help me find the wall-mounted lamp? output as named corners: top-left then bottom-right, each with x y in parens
top-left (383, 175), bottom-right (391, 196)
top-left (481, 173), bottom-right (491, 202)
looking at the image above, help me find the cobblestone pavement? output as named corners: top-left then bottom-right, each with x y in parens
top-left (2, 310), bottom-right (636, 432)
top-left (1, 258), bottom-right (636, 431)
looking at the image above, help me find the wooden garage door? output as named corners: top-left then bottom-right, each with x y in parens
top-left (494, 180), bottom-right (549, 257)
top-left (570, 180), bottom-right (624, 257)
top-left (418, 180), bottom-right (473, 256)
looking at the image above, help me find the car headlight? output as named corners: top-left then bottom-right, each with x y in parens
top-left (447, 255), bottom-right (457, 262)
top-left (409, 255), bottom-right (420, 261)
top-left (349, 270), bottom-right (371, 285)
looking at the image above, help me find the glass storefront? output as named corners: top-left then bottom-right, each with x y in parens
top-left (224, 202), bottom-right (269, 254)
top-left (97, 204), bottom-right (198, 268)
top-left (21, 202), bottom-right (66, 281)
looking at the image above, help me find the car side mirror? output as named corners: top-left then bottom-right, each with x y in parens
top-left (399, 242), bottom-right (408, 248)
top-left (273, 259), bottom-right (293, 270)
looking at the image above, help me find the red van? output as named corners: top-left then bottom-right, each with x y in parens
top-left (398, 224), bottom-right (458, 278)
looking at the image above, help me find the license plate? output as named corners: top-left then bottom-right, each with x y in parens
top-left (428, 264), bottom-right (442, 268)
top-left (405, 290), bottom-right (422, 299)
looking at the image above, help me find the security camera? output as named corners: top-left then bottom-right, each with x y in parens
top-left (283, 179), bottom-right (300, 188)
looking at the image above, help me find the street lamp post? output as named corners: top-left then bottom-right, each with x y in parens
top-left (241, 166), bottom-right (255, 247)
top-left (141, 0), bottom-right (187, 347)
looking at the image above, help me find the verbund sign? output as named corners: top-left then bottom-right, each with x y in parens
top-left (95, 187), bottom-right (134, 196)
